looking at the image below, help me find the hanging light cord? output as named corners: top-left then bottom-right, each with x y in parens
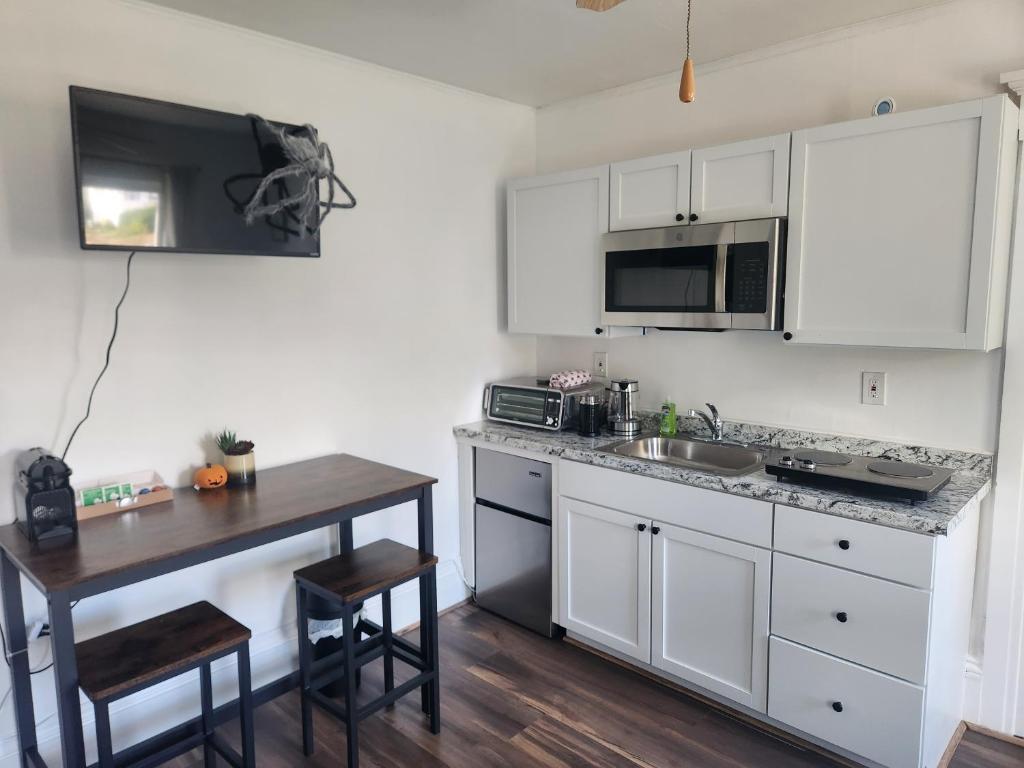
top-left (685, 0), bottom-right (692, 58)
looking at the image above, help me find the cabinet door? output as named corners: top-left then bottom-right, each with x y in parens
top-left (785, 95), bottom-right (1018, 349)
top-left (690, 134), bottom-right (790, 224)
top-left (558, 496), bottom-right (651, 662)
top-left (507, 166), bottom-right (608, 336)
top-left (610, 151), bottom-right (691, 231)
top-left (652, 523), bottom-right (770, 711)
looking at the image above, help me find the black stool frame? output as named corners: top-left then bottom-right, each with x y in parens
top-left (295, 567), bottom-right (440, 767)
top-left (90, 641), bottom-right (255, 768)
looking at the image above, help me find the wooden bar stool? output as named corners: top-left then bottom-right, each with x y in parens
top-left (75, 601), bottom-right (255, 768)
top-left (294, 538), bottom-right (440, 767)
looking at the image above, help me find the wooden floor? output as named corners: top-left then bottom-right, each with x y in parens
top-left (167, 603), bottom-right (1024, 767)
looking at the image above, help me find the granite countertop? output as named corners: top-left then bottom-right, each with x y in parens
top-left (453, 416), bottom-right (993, 536)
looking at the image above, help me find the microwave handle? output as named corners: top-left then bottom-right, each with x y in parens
top-left (714, 243), bottom-right (728, 313)
top-left (482, 386), bottom-right (492, 414)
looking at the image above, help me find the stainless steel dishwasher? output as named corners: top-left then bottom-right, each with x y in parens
top-left (474, 449), bottom-right (556, 637)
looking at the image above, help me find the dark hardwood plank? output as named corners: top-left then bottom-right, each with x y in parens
top-left (164, 605), bottom-right (1021, 768)
top-left (949, 729), bottom-right (1024, 768)
top-left (295, 539), bottom-right (437, 603)
top-left (0, 454), bottom-right (435, 593)
top-left (76, 601), bottom-right (249, 701)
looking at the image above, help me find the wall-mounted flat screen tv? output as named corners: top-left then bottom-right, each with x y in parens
top-left (70, 86), bottom-right (320, 257)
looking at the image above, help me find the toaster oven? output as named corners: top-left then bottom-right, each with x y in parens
top-left (482, 378), bottom-right (604, 431)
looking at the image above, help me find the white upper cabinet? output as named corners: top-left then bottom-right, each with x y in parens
top-left (507, 166), bottom-right (608, 336)
top-left (690, 134), bottom-right (790, 224)
top-left (785, 95), bottom-right (1019, 350)
top-left (610, 151), bottom-right (691, 231)
top-left (652, 523), bottom-right (770, 712)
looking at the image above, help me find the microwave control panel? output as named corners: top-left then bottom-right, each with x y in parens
top-left (726, 243), bottom-right (769, 314)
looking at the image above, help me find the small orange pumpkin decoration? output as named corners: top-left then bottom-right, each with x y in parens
top-left (193, 463), bottom-right (228, 490)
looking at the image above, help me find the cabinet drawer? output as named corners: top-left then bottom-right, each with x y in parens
top-left (769, 637), bottom-right (924, 768)
top-left (772, 554), bottom-right (931, 684)
top-left (560, 459), bottom-right (772, 547)
top-left (774, 505), bottom-right (934, 588)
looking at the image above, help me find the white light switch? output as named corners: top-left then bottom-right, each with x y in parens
top-left (862, 372), bottom-right (886, 405)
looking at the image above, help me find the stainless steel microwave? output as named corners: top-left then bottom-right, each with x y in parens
top-left (600, 218), bottom-right (785, 331)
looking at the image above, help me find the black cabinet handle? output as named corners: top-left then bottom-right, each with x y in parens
top-left (837, 539), bottom-right (850, 550)
top-left (836, 611), bottom-right (848, 623)
top-left (783, 332), bottom-right (793, 341)
top-left (595, 327), bottom-right (604, 335)
top-left (675, 213), bottom-right (684, 222)
top-left (637, 523), bottom-right (647, 532)
top-left (689, 213), bottom-right (698, 222)
top-left (651, 526), bottom-right (661, 535)
top-left (831, 701), bottom-right (844, 713)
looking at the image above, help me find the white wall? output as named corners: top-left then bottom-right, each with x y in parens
top-left (0, 0), bottom-right (535, 762)
top-left (536, 0), bottom-right (1024, 452)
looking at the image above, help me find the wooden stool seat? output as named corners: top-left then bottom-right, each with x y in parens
top-left (294, 538), bottom-right (437, 604)
top-left (294, 538), bottom-right (441, 768)
top-left (76, 601), bottom-right (255, 768)
top-left (76, 601), bottom-right (250, 701)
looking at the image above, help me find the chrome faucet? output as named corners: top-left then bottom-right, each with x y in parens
top-left (687, 403), bottom-right (724, 441)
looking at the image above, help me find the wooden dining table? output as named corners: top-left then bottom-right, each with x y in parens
top-left (0, 453), bottom-right (437, 768)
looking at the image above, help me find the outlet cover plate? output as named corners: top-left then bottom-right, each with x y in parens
top-left (593, 352), bottom-right (608, 379)
top-left (862, 371), bottom-right (886, 405)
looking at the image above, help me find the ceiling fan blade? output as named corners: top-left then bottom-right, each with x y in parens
top-left (576, 0), bottom-right (627, 11)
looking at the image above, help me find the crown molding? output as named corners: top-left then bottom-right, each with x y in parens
top-left (541, 0), bottom-right (966, 111)
top-left (1001, 70), bottom-right (1024, 98)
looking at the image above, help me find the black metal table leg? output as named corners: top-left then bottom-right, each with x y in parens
top-left (417, 486), bottom-right (434, 715)
top-left (237, 644), bottom-right (256, 768)
top-left (1, 550), bottom-right (37, 767)
top-left (296, 585), bottom-right (314, 756)
top-left (341, 604), bottom-right (359, 768)
top-left (427, 569), bottom-right (440, 734)
top-left (48, 591), bottom-right (86, 767)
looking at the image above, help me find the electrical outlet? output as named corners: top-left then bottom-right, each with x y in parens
top-left (593, 352), bottom-right (609, 379)
top-left (862, 371), bottom-right (887, 405)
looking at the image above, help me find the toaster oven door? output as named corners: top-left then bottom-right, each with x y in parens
top-left (485, 385), bottom-right (563, 430)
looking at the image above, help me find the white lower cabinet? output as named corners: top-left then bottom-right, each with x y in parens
top-left (652, 523), bottom-right (770, 711)
top-left (558, 497), bottom-right (651, 663)
top-left (769, 637), bottom-right (925, 768)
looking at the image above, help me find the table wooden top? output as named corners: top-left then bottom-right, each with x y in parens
top-left (0, 454), bottom-right (436, 595)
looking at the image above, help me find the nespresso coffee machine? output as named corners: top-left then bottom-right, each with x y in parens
top-left (15, 448), bottom-right (77, 542)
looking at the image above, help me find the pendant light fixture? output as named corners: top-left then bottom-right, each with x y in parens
top-left (679, 0), bottom-right (695, 103)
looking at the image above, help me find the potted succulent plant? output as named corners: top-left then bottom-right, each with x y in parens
top-left (216, 429), bottom-right (256, 487)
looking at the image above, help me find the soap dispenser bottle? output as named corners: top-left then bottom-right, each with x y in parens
top-left (659, 397), bottom-right (677, 437)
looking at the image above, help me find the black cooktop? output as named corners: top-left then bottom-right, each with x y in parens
top-left (765, 449), bottom-right (953, 501)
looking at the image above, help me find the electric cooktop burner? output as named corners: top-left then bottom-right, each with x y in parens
top-left (765, 448), bottom-right (953, 501)
top-left (866, 460), bottom-right (934, 478)
top-left (793, 450), bottom-right (852, 466)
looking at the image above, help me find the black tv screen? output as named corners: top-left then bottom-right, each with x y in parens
top-left (69, 86), bottom-right (320, 257)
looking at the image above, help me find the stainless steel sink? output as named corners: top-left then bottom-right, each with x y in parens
top-left (598, 435), bottom-right (765, 476)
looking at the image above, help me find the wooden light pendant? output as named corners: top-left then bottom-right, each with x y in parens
top-left (679, 57), bottom-right (695, 103)
top-left (576, 0), bottom-right (627, 11)
top-left (679, 0), bottom-right (695, 102)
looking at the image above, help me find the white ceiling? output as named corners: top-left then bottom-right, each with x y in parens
top-left (143, 0), bottom-right (951, 106)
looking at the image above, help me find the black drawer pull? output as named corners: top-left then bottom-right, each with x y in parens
top-left (831, 701), bottom-right (844, 713)
top-left (837, 539), bottom-right (851, 550)
top-left (651, 526), bottom-right (661, 535)
top-left (637, 523), bottom-right (647, 532)
top-left (836, 611), bottom-right (848, 623)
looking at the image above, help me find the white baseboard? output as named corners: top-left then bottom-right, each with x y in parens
top-left (0, 559), bottom-right (468, 766)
